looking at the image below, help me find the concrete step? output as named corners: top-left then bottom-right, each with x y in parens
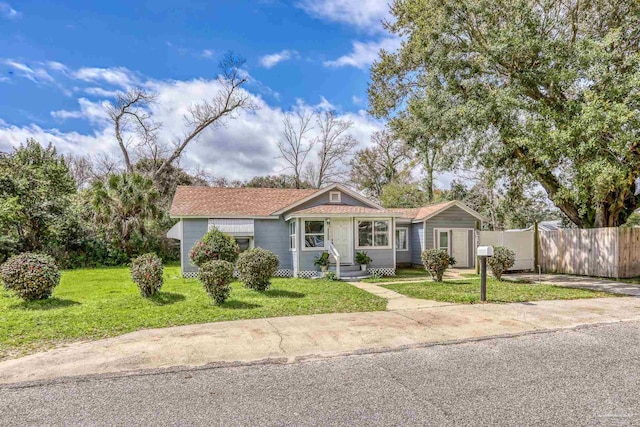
top-left (329, 264), bottom-right (364, 273)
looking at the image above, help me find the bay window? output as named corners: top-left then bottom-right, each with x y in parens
top-left (357, 220), bottom-right (390, 248)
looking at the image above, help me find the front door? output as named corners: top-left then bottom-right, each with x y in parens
top-left (451, 230), bottom-right (469, 268)
top-left (330, 219), bottom-right (353, 264)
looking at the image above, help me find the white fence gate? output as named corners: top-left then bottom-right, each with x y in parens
top-left (478, 230), bottom-right (535, 271)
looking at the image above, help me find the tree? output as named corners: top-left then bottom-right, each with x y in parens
top-left (379, 182), bottom-right (428, 208)
top-left (244, 174), bottom-right (312, 189)
top-left (370, 0), bottom-right (640, 228)
top-left (349, 130), bottom-right (412, 199)
top-left (305, 111), bottom-right (357, 188)
top-left (90, 173), bottom-right (161, 257)
top-left (277, 111), bottom-right (314, 189)
top-left (106, 52), bottom-right (257, 178)
top-left (0, 140), bottom-right (76, 256)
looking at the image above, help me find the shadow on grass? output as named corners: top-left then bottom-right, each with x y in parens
top-left (10, 297), bottom-right (81, 311)
top-left (221, 300), bottom-right (262, 310)
top-left (147, 292), bottom-right (186, 306)
top-left (263, 289), bottom-right (306, 299)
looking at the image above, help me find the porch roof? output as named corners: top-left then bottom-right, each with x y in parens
top-left (286, 204), bottom-right (402, 218)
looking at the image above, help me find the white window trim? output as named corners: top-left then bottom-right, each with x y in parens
top-left (395, 227), bottom-right (409, 251)
top-left (289, 220), bottom-right (296, 251)
top-left (302, 219), bottom-right (327, 251)
top-left (234, 236), bottom-right (255, 251)
top-left (434, 228), bottom-right (451, 254)
top-left (329, 191), bottom-right (341, 203)
top-left (355, 218), bottom-right (392, 250)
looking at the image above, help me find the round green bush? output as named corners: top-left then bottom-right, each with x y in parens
top-left (236, 248), bottom-right (279, 291)
top-left (0, 252), bottom-right (60, 301)
top-left (487, 246), bottom-right (515, 280)
top-left (199, 260), bottom-right (235, 304)
top-left (189, 227), bottom-right (239, 267)
top-left (421, 249), bottom-right (456, 282)
top-left (130, 253), bottom-right (164, 297)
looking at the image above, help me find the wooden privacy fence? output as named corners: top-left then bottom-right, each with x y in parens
top-left (537, 227), bottom-right (640, 279)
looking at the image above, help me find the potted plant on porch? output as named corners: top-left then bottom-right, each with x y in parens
top-left (355, 251), bottom-right (372, 271)
top-left (314, 252), bottom-right (330, 273)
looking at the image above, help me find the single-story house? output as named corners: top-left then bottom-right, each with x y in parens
top-left (168, 183), bottom-right (488, 278)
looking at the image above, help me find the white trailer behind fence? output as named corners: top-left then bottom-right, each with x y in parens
top-left (478, 230), bottom-right (535, 271)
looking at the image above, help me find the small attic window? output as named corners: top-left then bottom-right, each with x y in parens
top-left (329, 191), bottom-right (341, 203)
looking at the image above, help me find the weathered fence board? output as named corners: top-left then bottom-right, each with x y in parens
top-left (537, 227), bottom-right (640, 279)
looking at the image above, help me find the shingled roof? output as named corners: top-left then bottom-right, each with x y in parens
top-left (289, 204), bottom-right (394, 216)
top-left (388, 201), bottom-right (457, 221)
top-left (170, 187), bottom-right (317, 217)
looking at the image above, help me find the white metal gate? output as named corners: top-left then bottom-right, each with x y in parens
top-left (478, 230), bottom-right (535, 271)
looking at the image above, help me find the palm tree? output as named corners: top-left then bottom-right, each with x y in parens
top-left (91, 173), bottom-right (160, 257)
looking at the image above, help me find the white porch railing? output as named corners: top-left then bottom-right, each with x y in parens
top-left (328, 241), bottom-right (341, 279)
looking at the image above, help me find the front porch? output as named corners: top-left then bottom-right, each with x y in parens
top-left (285, 207), bottom-right (403, 280)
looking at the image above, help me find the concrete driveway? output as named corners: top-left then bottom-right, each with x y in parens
top-left (506, 273), bottom-right (640, 296)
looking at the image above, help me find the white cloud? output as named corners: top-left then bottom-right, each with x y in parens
top-left (73, 67), bottom-right (136, 87)
top-left (201, 49), bottom-right (215, 59)
top-left (296, 0), bottom-right (390, 33)
top-left (324, 37), bottom-right (400, 69)
top-left (0, 2), bottom-right (20, 20)
top-left (259, 50), bottom-right (297, 68)
top-left (0, 67), bottom-right (384, 181)
top-left (352, 95), bottom-right (364, 105)
top-left (4, 59), bottom-right (54, 83)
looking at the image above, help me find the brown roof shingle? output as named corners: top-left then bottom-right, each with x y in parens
top-left (290, 204), bottom-right (393, 215)
top-left (170, 187), bottom-right (317, 217)
top-left (389, 201), bottom-right (456, 221)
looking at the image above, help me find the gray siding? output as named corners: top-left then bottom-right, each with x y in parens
top-left (181, 218), bottom-right (208, 273)
top-left (282, 190), bottom-right (370, 215)
top-left (367, 248), bottom-right (394, 268)
top-left (410, 222), bottom-right (424, 265)
top-left (254, 219), bottom-right (292, 270)
top-left (299, 249), bottom-right (325, 271)
top-left (424, 205), bottom-right (478, 267)
top-left (396, 223), bottom-right (412, 265)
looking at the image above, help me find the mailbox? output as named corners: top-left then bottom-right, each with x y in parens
top-left (477, 246), bottom-right (494, 257)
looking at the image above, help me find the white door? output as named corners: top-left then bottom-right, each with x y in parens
top-left (452, 230), bottom-right (469, 267)
top-left (330, 219), bottom-right (353, 264)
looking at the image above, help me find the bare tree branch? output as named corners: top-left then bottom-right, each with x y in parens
top-left (277, 110), bottom-right (314, 188)
top-left (154, 52), bottom-right (258, 177)
top-left (106, 89), bottom-right (160, 173)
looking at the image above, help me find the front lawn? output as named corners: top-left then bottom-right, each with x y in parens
top-left (362, 268), bottom-right (432, 283)
top-left (383, 277), bottom-right (618, 304)
top-left (0, 266), bottom-right (386, 360)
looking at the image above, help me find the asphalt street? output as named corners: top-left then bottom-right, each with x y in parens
top-left (2, 321), bottom-right (640, 426)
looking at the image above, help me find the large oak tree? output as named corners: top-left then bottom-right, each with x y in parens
top-left (370, 0), bottom-right (640, 228)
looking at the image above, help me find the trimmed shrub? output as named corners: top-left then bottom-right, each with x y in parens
top-left (421, 249), bottom-right (456, 282)
top-left (189, 227), bottom-right (239, 267)
top-left (487, 246), bottom-right (515, 280)
top-left (130, 253), bottom-right (164, 297)
top-left (199, 260), bottom-right (235, 304)
top-left (236, 248), bottom-right (279, 291)
top-left (323, 271), bottom-right (338, 281)
top-left (0, 253), bottom-right (60, 301)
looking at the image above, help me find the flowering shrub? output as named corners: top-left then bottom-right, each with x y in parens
top-left (189, 227), bottom-right (239, 267)
top-left (130, 253), bottom-right (164, 297)
top-left (487, 246), bottom-right (515, 280)
top-left (199, 260), bottom-right (235, 304)
top-left (421, 249), bottom-right (456, 282)
top-left (0, 252), bottom-right (60, 301)
top-left (236, 248), bottom-right (279, 291)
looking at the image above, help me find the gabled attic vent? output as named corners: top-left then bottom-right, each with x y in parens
top-left (329, 191), bottom-right (341, 203)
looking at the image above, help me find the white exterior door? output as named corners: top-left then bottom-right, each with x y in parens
top-left (330, 219), bottom-right (353, 264)
top-left (452, 230), bottom-right (469, 268)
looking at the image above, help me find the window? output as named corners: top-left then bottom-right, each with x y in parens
top-left (357, 220), bottom-right (390, 248)
top-left (234, 237), bottom-right (253, 252)
top-left (304, 220), bottom-right (325, 249)
top-left (438, 230), bottom-right (449, 252)
top-left (396, 227), bottom-right (408, 251)
top-left (289, 221), bottom-right (296, 250)
top-left (329, 191), bottom-right (341, 203)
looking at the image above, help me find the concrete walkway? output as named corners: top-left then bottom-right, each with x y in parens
top-left (506, 273), bottom-right (640, 297)
top-left (1, 296), bottom-right (640, 385)
top-left (349, 281), bottom-right (451, 310)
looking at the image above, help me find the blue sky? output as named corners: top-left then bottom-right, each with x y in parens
top-left (0, 1), bottom-right (408, 181)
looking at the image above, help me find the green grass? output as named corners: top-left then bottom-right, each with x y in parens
top-left (383, 277), bottom-right (618, 304)
top-left (362, 267), bottom-right (432, 283)
top-left (0, 266), bottom-right (386, 360)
